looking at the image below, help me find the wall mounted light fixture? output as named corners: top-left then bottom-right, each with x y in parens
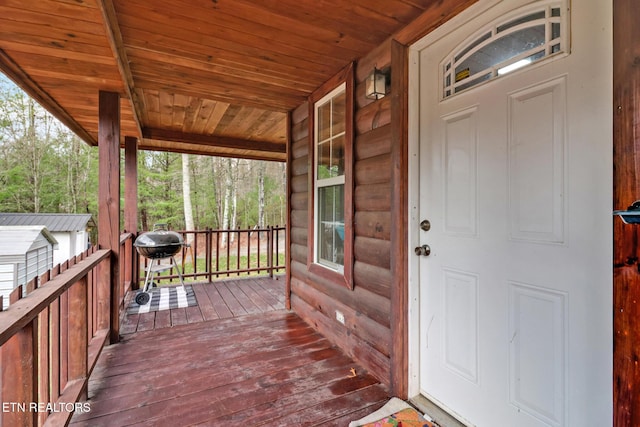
top-left (365, 67), bottom-right (387, 100)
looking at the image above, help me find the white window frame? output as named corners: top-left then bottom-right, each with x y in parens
top-left (313, 83), bottom-right (346, 273)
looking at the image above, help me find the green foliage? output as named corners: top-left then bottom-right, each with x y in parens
top-left (0, 74), bottom-right (286, 231)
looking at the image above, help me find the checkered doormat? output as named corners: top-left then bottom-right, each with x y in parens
top-left (128, 285), bottom-right (197, 314)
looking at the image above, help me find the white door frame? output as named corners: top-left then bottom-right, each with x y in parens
top-left (406, 0), bottom-right (613, 413)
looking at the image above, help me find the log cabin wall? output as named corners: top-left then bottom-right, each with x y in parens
top-left (613, 0), bottom-right (640, 424)
top-left (288, 39), bottom-right (398, 388)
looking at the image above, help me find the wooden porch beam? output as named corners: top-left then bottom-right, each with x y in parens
top-left (97, 0), bottom-right (144, 139)
top-left (0, 49), bottom-right (96, 146)
top-left (393, 0), bottom-right (478, 46)
top-left (137, 142), bottom-right (286, 162)
top-left (98, 91), bottom-right (121, 344)
top-left (142, 127), bottom-right (287, 155)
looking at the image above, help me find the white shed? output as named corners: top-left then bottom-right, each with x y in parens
top-left (0, 226), bottom-right (58, 309)
top-left (0, 213), bottom-right (94, 266)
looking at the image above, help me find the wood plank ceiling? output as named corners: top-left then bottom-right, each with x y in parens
top-left (0, 0), bottom-right (442, 161)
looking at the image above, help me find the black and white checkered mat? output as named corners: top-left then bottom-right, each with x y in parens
top-left (128, 285), bottom-right (197, 314)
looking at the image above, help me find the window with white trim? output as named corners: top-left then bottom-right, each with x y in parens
top-left (443, 3), bottom-right (567, 98)
top-left (314, 84), bottom-right (346, 272)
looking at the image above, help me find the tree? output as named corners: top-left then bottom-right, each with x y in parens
top-left (182, 153), bottom-right (194, 244)
top-left (257, 161), bottom-right (266, 228)
top-left (1, 72), bottom-right (288, 232)
top-left (0, 77), bottom-right (95, 213)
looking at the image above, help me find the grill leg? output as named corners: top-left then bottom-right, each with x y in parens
top-left (141, 259), bottom-right (155, 293)
top-left (171, 256), bottom-right (187, 292)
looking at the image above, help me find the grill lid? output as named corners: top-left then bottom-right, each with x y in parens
top-left (134, 230), bottom-right (183, 248)
top-left (134, 226), bottom-right (184, 259)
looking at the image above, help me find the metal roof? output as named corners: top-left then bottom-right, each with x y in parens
top-left (0, 213), bottom-right (95, 232)
top-left (0, 226), bottom-right (58, 261)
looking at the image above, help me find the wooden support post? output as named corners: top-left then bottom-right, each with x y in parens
top-left (285, 112), bottom-right (292, 308)
top-left (124, 136), bottom-right (139, 290)
top-left (98, 91), bottom-right (121, 344)
top-left (390, 39), bottom-right (409, 399)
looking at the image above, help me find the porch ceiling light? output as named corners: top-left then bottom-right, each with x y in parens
top-left (365, 67), bottom-right (387, 100)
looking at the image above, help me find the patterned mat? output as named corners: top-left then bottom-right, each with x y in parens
top-left (349, 398), bottom-right (435, 427)
top-left (128, 285), bottom-right (197, 314)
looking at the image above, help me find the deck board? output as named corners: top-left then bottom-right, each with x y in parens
top-left (217, 281), bottom-right (250, 317)
top-left (71, 277), bottom-right (389, 426)
top-left (204, 283), bottom-right (234, 319)
top-left (191, 283), bottom-right (220, 321)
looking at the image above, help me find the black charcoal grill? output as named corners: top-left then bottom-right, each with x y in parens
top-left (134, 228), bottom-right (184, 259)
top-left (133, 224), bottom-right (187, 305)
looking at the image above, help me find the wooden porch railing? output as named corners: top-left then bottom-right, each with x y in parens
top-left (137, 226), bottom-right (286, 285)
top-left (0, 233), bottom-right (134, 427)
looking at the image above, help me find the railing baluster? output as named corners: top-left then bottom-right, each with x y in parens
top-left (268, 226), bottom-right (274, 278)
top-left (50, 292), bottom-right (60, 403)
top-left (226, 230), bottom-right (230, 277)
top-left (192, 231), bottom-right (198, 279)
top-left (276, 226), bottom-right (282, 272)
top-left (38, 272), bottom-right (50, 427)
top-left (207, 229), bottom-right (212, 283)
top-left (59, 289), bottom-right (69, 393)
top-left (246, 229), bottom-right (251, 274)
top-left (257, 229), bottom-right (261, 273)
top-left (215, 231), bottom-right (220, 278)
top-left (1, 287), bottom-right (37, 427)
top-left (67, 277), bottom-right (88, 400)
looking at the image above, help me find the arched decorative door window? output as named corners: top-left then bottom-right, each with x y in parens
top-left (442, 2), bottom-right (568, 98)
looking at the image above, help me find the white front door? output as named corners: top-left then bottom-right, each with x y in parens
top-left (410, 1), bottom-right (612, 426)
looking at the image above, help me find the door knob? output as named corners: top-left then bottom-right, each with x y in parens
top-left (415, 244), bottom-right (431, 256)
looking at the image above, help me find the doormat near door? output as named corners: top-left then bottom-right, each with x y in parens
top-left (128, 285), bottom-right (197, 314)
top-left (349, 398), bottom-right (436, 427)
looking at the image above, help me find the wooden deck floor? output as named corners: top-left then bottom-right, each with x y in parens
top-left (120, 277), bottom-right (287, 334)
top-left (71, 277), bottom-right (390, 426)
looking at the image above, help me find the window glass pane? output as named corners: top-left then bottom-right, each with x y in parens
top-left (318, 101), bottom-right (331, 141)
top-left (455, 31), bottom-right (491, 62)
top-left (496, 11), bottom-right (545, 33)
top-left (317, 141), bottom-right (332, 180)
top-left (455, 25), bottom-right (545, 78)
top-left (455, 73), bottom-right (491, 93)
top-left (317, 134), bottom-right (345, 179)
top-left (552, 22), bottom-right (561, 40)
top-left (331, 135), bottom-right (345, 177)
top-left (317, 185), bottom-right (345, 268)
top-left (332, 91), bottom-right (346, 135)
